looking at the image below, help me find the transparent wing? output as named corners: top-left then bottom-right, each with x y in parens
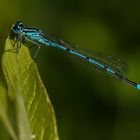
top-left (43, 34), bottom-right (129, 76)
top-left (74, 46), bottom-right (129, 76)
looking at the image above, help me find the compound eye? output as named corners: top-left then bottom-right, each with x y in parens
top-left (13, 21), bottom-right (24, 31)
top-left (17, 21), bottom-right (24, 29)
top-left (13, 25), bottom-right (18, 31)
top-left (18, 24), bottom-right (24, 30)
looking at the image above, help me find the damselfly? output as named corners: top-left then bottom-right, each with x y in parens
top-left (10, 21), bottom-right (140, 90)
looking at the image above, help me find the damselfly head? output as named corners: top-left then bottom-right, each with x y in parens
top-left (12, 21), bottom-right (24, 34)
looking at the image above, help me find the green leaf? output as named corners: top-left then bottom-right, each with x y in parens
top-left (0, 83), bottom-right (18, 140)
top-left (2, 37), bottom-right (59, 140)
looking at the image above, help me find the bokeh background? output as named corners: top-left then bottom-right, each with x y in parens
top-left (0, 0), bottom-right (140, 140)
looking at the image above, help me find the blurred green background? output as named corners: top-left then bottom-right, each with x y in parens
top-left (0, 0), bottom-right (140, 140)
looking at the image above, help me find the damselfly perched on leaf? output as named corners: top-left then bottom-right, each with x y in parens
top-left (10, 21), bottom-right (140, 90)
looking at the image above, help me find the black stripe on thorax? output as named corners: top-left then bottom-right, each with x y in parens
top-left (24, 28), bottom-right (39, 33)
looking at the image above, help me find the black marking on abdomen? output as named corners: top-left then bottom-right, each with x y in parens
top-left (66, 48), bottom-right (70, 52)
top-left (123, 78), bottom-right (137, 87)
top-left (114, 72), bottom-right (124, 80)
